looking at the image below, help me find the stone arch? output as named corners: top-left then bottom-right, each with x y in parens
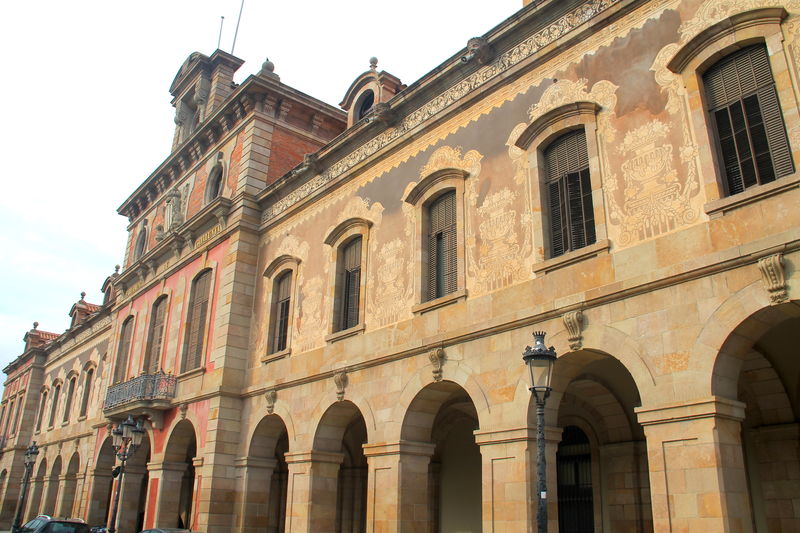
top-left (312, 400), bottom-right (367, 454)
top-left (306, 388), bottom-right (376, 449)
top-left (391, 360), bottom-right (489, 441)
top-left (160, 419), bottom-right (198, 529)
top-left (43, 454), bottom-right (62, 516)
top-left (241, 414), bottom-right (290, 533)
top-left (58, 452), bottom-right (81, 517)
top-left (249, 414), bottom-right (289, 458)
top-left (86, 437), bottom-right (115, 526)
top-left (27, 457), bottom-right (47, 520)
top-left (164, 419), bottom-right (197, 463)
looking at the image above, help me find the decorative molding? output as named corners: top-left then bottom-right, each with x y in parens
top-left (429, 348), bottom-right (445, 381)
top-left (333, 371), bottom-right (348, 402)
top-left (563, 310), bottom-right (584, 350)
top-left (178, 403), bottom-right (188, 420)
top-left (265, 389), bottom-right (277, 415)
top-left (262, 0), bottom-right (621, 223)
top-left (757, 253), bottom-right (788, 304)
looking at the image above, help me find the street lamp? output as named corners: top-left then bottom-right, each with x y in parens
top-left (523, 331), bottom-right (556, 533)
top-left (11, 442), bottom-right (39, 533)
top-left (107, 415), bottom-right (145, 533)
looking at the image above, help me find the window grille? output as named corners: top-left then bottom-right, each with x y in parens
top-left (704, 44), bottom-right (794, 195)
top-left (545, 130), bottom-right (596, 258)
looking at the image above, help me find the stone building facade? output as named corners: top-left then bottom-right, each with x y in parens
top-left (1, 0), bottom-right (799, 531)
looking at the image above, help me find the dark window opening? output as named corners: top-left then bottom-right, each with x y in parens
top-left (271, 271), bottom-right (292, 353)
top-left (426, 191), bottom-right (457, 301)
top-left (337, 237), bottom-right (362, 331)
top-left (357, 91), bottom-right (375, 120)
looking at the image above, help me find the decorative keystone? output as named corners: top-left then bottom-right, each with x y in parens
top-left (265, 389), bottom-right (277, 415)
top-left (562, 310), bottom-right (584, 350)
top-left (334, 371), bottom-right (348, 401)
top-left (429, 348), bottom-right (445, 381)
top-left (179, 403), bottom-right (188, 420)
top-left (758, 253), bottom-right (788, 304)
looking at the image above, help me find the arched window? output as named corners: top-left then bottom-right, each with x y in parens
top-left (356, 90), bottom-right (375, 120)
top-left (114, 317), bottom-right (134, 384)
top-left (35, 391), bottom-right (47, 432)
top-left (48, 385), bottom-right (61, 428)
top-left (336, 237), bottom-right (362, 332)
top-left (703, 44), bottom-right (793, 196)
top-left (79, 369), bottom-right (93, 418)
top-left (544, 129), bottom-right (595, 258)
top-left (63, 377), bottom-right (76, 423)
top-left (144, 296), bottom-right (168, 374)
top-left (205, 164), bottom-right (224, 204)
top-left (133, 225), bottom-right (148, 261)
top-left (182, 270), bottom-right (212, 372)
top-left (270, 271), bottom-right (293, 354)
top-left (426, 191), bottom-right (457, 301)
top-left (10, 399), bottom-right (20, 435)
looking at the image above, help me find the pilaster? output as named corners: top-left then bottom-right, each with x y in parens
top-left (234, 456), bottom-right (277, 533)
top-left (284, 450), bottom-right (344, 533)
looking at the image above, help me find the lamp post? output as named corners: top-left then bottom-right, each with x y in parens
top-left (11, 442), bottom-right (39, 533)
top-left (523, 331), bottom-right (557, 533)
top-left (107, 415), bottom-right (144, 533)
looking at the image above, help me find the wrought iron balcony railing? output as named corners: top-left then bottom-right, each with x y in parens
top-left (104, 371), bottom-right (176, 411)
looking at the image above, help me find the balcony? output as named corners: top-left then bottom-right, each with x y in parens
top-left (103, 372), bottom-right (176, 425)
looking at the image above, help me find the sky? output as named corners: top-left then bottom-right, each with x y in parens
top-left (0, 0), bottom-right (522, 375)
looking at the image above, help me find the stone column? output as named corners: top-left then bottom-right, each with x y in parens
top-left (637, 397), bottom-right (752, 532)
top-left (148, 460), bottom-right (188, 528)
top-left (116, 465), bottom-right (147, 532)
top-left (362, 440), bottom-right (435, 533)
top-left (71, 473), bottom-right (86, 519)
top-left (84, 471), bottom-right (113, 526)
top-left (284, 450), bottom-right (344, 533)
top-left (598, 440), bottom-right (651, 533)
top-left (23, 476), bottom-right (44, 521)
top-left (234, 456), bottom-right (276, 533)
top-left (474, 427), bottom-right (559, 533)
top-left (41, 475), bottom-right (58, 516)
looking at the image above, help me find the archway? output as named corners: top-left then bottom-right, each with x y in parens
top-left (311, 400), bottom-right (368, 533)
top-left (58, 452), bottom-right (80, 517)
top-left (401, 381), bottom-right (482, 532)
top-left (159, 420), bottom-right (198, 529)
top-left (714, 301), bottom-right (800, 531)
top-left (86, 438), bottom-right (114, 527)
top-left (243, 415), bottom-right (289, 533)
top-left (42, 456), bottom-right (61, 516)
top-left (26, 458), bottom-right (47, 520)
top-left (117, 431), bottom-right (151, 532)
top-left (540, 349), bottom-right (653, 533)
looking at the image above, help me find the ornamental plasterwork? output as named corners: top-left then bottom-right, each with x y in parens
top-left (420, 146), bottom-right (483, 179)
top-left (679, 0), bottom-right (800, 44)
top-left (262, 0), bottom-right (675, 235)
top-left (370, 238), bottom-right (414, 326)
top-left (295, 274), bottom-right (328, 353)
top-left (528, 79), bottom-right (619, 142)
top-left (273, 234), bottom-right (310, 263)
top-left (328, 197), bottom-right (384, 232)
top-left (46, 315), bottom-right (112, 359)
top-left (261, 0), bottom-right (624, 223)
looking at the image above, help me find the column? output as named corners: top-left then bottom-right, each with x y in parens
top-left (234, 456), bottom-right (276, 533)
top-left (637, 397), bottom-right (752, 532)
top-left (116, 465), bottom-right (147, 532)
top-left (598, 440), bottom-right (651, 533)
top-left (362, 441), bottom-right (435, 533)
top-left (148, 461), bottom-right (188, 528)
top-left (284, 450), bottom-right (344, 533)
top-left (84, 471), bottom-right (113, 526)
top-left (71, 473), bottom-right (86, 519)
top-left (475, 427), bottom-right (558, 533)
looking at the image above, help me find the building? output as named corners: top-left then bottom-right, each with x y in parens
top-left (1, 0), bottom-right (799, 531)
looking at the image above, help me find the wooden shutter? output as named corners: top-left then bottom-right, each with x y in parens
top-left (63, 378), bottom-right (76, 422)
top-left (704, 45), bottom-right (794, 195)
top-left (36, 392), bottom-right (47, 431)
top-left (340, 237), bottom-right (362, 330)
top-left (427, 191), bottom-right (457, 301)
top-left (49, 387), bottom-right (60, 427)
top-left (545, 130), bottom-right (594, 257)
top-left (115, 318), bottom-right (133, 383)
top-left (79, 370), bottom-right (93, 417)
top-left (272, 271), bottom-right (292, 353)
top-left (145, 297), bottom-right (167, 374)
top-left (183, 271), bottom-right (211, 372)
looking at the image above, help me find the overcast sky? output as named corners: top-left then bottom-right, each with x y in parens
top-left (0, 0), bottom-right (521, 377)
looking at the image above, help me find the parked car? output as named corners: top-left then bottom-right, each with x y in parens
top-left (18, 515), bottom-right (90, 533)
top-left (138, 529), bottom-right (193, 533)
top-left (88, 527), bottom-right (106, 533)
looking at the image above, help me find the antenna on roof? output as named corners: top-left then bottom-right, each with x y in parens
top-left (231, 0), bottom-right (245, 54)
top-left (217, 16), bottom-right (225, 50)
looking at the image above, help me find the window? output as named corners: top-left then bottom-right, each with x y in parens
top-left (426, 191), bottom-right (457, 301)
top-left (79, 369), bottom-right (93, 418)
top-left (270, 271), bottom-right (293, 353)
top-left (36, 391), bottom-right (47, 432)
top-left (704, 44), bottom-right (794, 196)
top-left (48, 385), bottom-right (61, 428)
top-left (336, 237), bottom-right (362, 332)
top-left (144, 297), bottom-right (168, 374)
top-left (11, 399), bottom-right (20, 435)
top-left (114, 317), bottom-right (134, 384)
top-left (544, 130), bottom-right (596, 258)
top-left (4, 401), bottom-right (12, 436)
top-left (63, 378), bottom-right (76, 423)
top-left (133, 224), bottom-right (148, 261)
top-left (182, 270), bottom-right (212, 372)
top-left (205, 156), bottom-right (225, 204)
top-left (356, 90), bottom-right (375, 120)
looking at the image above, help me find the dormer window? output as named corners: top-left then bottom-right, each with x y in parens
top-left (356, 90), bottom-right (375, 120)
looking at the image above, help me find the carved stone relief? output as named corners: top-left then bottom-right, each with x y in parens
top-left (295, 275), bottom-right (327, 352)
top-left (679, 0), bottom-right (800, 44)
top-left (333, 370), bottom-right (348, 401)
top-left (758, 253), bottom-right (789, 304)
top-left (265, 389), bottom-right (277, 414)
top-left (562, 310), bottom-right (584, 351)
top-left (273, 234), bottom-right (310, 263)
top-left (371, 238), bottom-right (414, 326)
top-left (429, 348), bottom-right (445, 381)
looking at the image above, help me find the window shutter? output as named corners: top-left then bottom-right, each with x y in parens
top-left (272, 271), bottom-right (292, 353)
top-left (183, 271), bottom-right (211, 372)
top-left (339, 238), bottom-right (362, 330)
top-left (115, 319), bottom-right (133, 383)
top-left (704, 45), bottom-right (794, 195)
top-left (427, 191), bottom-right (457, 300)
top-left (545, 130), bottom-right (594, 257)
top-left (146, 298), bottom-right (167, 374)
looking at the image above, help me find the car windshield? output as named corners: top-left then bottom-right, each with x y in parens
top-left (42, 523), bottom-right (90, 533)
top-left (19, 519), bottom-right (43, 532)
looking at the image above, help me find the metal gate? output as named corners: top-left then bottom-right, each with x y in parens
top-left (557, 426), bottom-right (594, 533)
